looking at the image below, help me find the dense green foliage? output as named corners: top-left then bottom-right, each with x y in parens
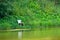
top-left (0, 0), bottom-right (13, 18)
top-left (0, 0), bottom-right (60, 30)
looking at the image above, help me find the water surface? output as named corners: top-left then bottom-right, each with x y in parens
top-left (0, 28), bottom-right (60, 40)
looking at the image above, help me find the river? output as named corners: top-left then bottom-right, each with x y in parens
top-left (0, 31), bottom-right (22, 40)
top-left (0, 28), bottom-right (60, 40)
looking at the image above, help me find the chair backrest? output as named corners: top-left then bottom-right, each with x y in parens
top-left (17, 20), bottom-right (22, 24)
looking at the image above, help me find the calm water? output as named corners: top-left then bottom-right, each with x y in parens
top-left (0, 31), bottom-right (23, 40)
top-left (0, 29), bottom-right (60, 40)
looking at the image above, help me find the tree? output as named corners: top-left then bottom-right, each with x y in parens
top-left (55, 0), bottom-right (60, 5)
top-left (0, 0), bottom-right (13, 18)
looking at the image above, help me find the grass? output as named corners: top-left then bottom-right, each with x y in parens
top-left (22, 27), bottom-right (60, 40)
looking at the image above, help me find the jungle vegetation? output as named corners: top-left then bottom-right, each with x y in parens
top-left (0, 0), bottom-right (60, 30)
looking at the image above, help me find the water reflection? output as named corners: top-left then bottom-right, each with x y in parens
top-left (0, 31), bottom-right (22, 40)
top-left (18, 31), bottom-right (22, 39)
top-left (0, 30), bottom-right (60, 40)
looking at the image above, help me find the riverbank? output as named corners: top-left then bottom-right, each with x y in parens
top-left (0, 29), bottom-right (31, 32)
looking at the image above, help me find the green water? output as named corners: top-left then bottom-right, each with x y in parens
top-left (22, 28), bottom-right (60, 40)
top-left (0, 31), bottom-right (21, 40)
top-left (0, 28), bottom-right (60, 40)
